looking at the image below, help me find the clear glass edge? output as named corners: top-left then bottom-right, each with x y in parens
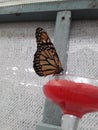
top-left (50, 73), bottom-right (98, 87)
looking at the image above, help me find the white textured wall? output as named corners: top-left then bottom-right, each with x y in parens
top-left (0, 20), bottom-right (98, 130)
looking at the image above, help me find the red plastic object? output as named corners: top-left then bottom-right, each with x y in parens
top-left (43, 79), bottom-right (98, 118)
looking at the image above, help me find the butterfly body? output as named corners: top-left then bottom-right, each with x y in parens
top-left (33, 27), bottom-right (63, 76)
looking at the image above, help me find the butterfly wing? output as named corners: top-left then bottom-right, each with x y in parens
top-left (33, 27), bottom-right (63, 76)
top-left (33, 46), bottom-right (63, 76)
top-left (36, 27), bottom-right (52, 46)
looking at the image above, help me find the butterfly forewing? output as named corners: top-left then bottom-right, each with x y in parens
top-left (36, 27), bottom-right (51, 45)
top-left (33, 27), bottom-right (63, 76)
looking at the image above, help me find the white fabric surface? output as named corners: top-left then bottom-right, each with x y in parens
top-left (0, 21), bottom-right (98, 130)
top-left (0, 22), bottom-right (54, 130)
top-left (68, 20), bottom-right (98, 79)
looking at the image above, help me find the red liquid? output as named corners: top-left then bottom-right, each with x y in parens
top-left (43, 80), bottom-right (98, 118)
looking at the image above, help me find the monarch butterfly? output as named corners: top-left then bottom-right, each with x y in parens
top-left (33, 27), bottom-right (63, 76)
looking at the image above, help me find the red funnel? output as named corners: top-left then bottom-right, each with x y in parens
top-left (43, 79), bottom-right (98, 118)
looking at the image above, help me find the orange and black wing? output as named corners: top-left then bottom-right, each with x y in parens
top-left (33, 27), bottom-right (63, 76)
top-left (33, 46), bottom-right (63, 76)
top-left (35, 27), bottom-right (52, 46)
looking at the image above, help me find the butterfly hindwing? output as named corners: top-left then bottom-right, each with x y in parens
top-left (33, 27), bottom-right (63, 76)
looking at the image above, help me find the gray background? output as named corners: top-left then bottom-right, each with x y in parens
top-left (0, 20), bottom-right (98, 130)
top-left (0, 0), bottom-right (63, 7)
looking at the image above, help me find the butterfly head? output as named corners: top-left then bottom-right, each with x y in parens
top-left (56, 66), bottom-right (64, 74)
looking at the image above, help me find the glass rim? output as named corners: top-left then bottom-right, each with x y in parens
top-left (52, 74), bottom-right (98, 87)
